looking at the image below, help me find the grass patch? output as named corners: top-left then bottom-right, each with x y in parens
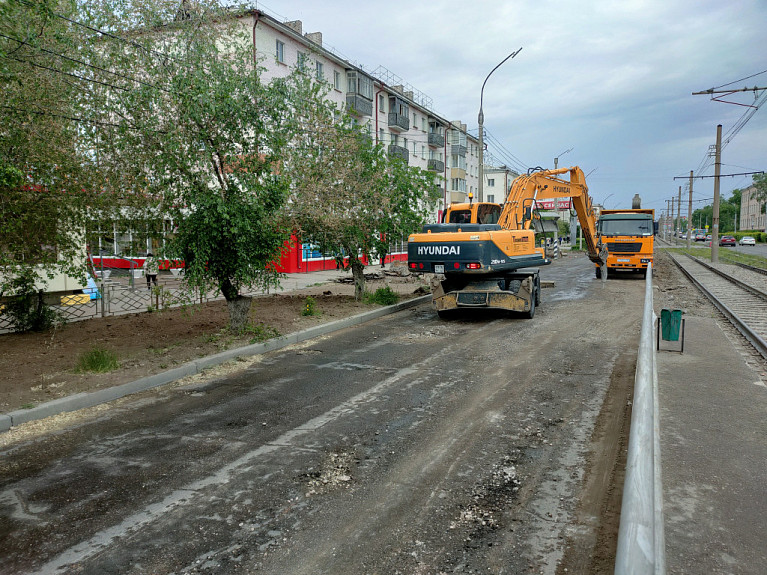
top-left (75, 347), bottom-right (119, 373)
top-left (663, 246), bottom-right (767, 270)
top-left (364, 286), bottom-right (400, 305)
top-left (245, 323), bottom-right (280, 344)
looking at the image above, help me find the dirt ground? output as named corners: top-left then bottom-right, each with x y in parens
top-left (0, 271), bottom-right (428, 414)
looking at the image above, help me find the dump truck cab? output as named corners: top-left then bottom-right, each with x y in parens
top-left (596, 209), bottom-right (655, 278)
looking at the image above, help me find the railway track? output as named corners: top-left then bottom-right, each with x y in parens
top-left (668, 252), bottom-right (767, 360)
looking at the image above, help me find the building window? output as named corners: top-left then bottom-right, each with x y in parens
top-left (334, 70), bottom-right (341, 90)
top-left (316, 61), bottom-right (324, 81)
top-left (421, 145), bottom-right (426, 159)
top-left (379, 128), bottom-right (385, 143)
top-left (488, 195), bottom-right (495, 203)
top-left (297, 52), bottom-right (307, 71)
top-left (275, 40), bottom-right (285, 63)
top-left (422, 117), bottom-right (427, 131)
top-left (379, 93), bottom-right (385, 112)
top-left (487, 178), bottom-right (495, 187)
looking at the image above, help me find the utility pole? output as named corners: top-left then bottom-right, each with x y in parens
top-left (711, 124), bottom-right (722, 263)
top-left (687, 171), bottom-right (693, 249)
top-left (665, 200), bottom-right (671, 240)
top-left (670, 196), bottom-right (675, 241)
top-left (677, 186), bottom-right (682, 239)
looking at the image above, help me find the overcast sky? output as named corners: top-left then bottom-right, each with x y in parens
top-left (252, 0), bottom-right (765, 214)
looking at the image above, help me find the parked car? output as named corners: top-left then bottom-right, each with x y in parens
top-left (739, 236), bottom-right (756, 246)
top-left (694, 232), bottom-right (707, 241)
top-left (719, 235), bottom-right (736, 246)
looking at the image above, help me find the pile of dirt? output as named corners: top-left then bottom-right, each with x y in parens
top-left (0, 273), bottom-right (427, 413)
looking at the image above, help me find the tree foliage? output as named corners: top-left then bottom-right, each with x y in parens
top-left (83, 0), bottom-right (317, 331)
top-left (690, 190), bottom-right (741, 233)
top-left (287, 109), bottom-right (440, 300)
top-left (0, 0), bottom-right (105, 297)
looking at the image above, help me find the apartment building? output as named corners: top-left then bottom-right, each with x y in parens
top-left (739, 184), bottom-right (766, 231)
top-left (246, 10), bottom-right (479, 216)
top-left (482, 165), bottom-right (520, 204)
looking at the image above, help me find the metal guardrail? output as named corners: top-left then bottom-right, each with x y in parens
top-left (614, 264), bottom-right (666, 574)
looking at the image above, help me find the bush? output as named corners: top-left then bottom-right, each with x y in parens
top-left (364, 286), bottom-right (400, 305)
top-left (1, 269), bottom-right (63, 332)
top-left (301, 296), bottom-right (320, 316)
top-left (75, 347), bottom-right (119, 373)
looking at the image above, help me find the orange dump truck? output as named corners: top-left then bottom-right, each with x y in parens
top-left (595, 208), bottom-right (655, 278)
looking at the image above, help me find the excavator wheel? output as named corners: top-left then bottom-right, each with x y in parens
top-left (524, 295), bottom-right (535, 319)
top-left (595, 266), bottom-right (601, 279)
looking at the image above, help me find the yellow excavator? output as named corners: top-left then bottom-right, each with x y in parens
top-left (407, 166), bottom-right (607, 318)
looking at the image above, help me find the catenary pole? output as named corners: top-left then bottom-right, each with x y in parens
top-left (687, 171), bottom-right (693, 249)
top-left (712, 124), bottom-right (722, 263)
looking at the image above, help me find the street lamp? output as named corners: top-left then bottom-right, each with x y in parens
top-left (478, 47), bottom-right (522, 202)
top-left (553, 148), bottom-right (572, 170)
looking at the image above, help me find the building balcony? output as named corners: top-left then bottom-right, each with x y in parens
top-left (449, 191), bottom-right (467, 204)
top-left (428, 132), bottom-right (445, 148)
top-left (451, 144), bottom-right (467, 156)
top-left (427, 159), bottom-right (445, 172)
top-left (388, 144), bottom-right (409, 163)
top-left (346, 93), bottom-right (373, 116)
top-left (388, 112), bottom-right (410, 132)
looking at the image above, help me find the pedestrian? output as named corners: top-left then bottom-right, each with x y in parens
top-left (143, 252), bottom-right (159, 290)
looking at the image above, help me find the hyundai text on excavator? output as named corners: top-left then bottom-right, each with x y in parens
top-left (407, 166), bottom-right (607, 318)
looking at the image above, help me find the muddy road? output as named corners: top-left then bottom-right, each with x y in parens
top-left (1, 255), bottom-right (643, 574)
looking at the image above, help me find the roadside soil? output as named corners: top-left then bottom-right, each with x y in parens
top-left (0, 269), bottom-right (428, 414)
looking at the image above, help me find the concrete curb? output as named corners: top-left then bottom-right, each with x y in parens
top-left (1, 295), bottom-right (431, 433)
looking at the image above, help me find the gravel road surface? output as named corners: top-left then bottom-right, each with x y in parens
top-left (0, 255), bottom-right (644, 574)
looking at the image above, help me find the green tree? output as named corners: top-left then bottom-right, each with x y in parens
top-left (288, 118), bottom-right (440, 300)
top-left (1, 0), bottom-right (104, 306)
top-left (84, 1), bottom-right (316, 332)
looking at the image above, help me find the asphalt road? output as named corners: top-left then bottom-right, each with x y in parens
top-left (0, 255), bottom-right (646, 575)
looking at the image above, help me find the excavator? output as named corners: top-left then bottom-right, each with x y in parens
top-left (407, 166), bottom-right (607, 318)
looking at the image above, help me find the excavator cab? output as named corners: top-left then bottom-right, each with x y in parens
top-left (443, 202), bottom-right (502, 225)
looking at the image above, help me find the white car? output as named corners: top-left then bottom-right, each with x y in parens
top-left (738, 236), bottom-right (756, 246)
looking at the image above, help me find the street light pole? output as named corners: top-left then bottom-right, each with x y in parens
top-left (478, 47), bottom-right (522, 202)
top-left (552, 148), bottom-right (572, 256)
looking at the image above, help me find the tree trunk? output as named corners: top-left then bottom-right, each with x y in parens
top-left (350, 257), bottom-right (366, 302)
top-left (226, 295), bottom-right (252, 334)
top-left (221, 278), bottom-right (251, 334)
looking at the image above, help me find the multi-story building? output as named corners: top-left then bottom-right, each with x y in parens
top-left (739, 184), bottom-right (766, 232)
top-left (249, 10), bottom-right (485, 218)
top-left (90, 9), bottom-right (484, 273)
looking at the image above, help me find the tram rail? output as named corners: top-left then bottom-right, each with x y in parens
top-left (667, 252), bottom-right (767, 360)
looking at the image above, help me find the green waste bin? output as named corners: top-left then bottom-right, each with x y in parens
top-left (661, 309), bottom-right (682, 341)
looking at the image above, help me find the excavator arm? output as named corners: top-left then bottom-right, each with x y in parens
top-left (498, 166), bottom-right (606, 266)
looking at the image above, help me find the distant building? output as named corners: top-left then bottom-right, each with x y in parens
top-left (739, 184), bottom-right (765, 231)
top-left (482, 165), bottom-right (519, 204)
